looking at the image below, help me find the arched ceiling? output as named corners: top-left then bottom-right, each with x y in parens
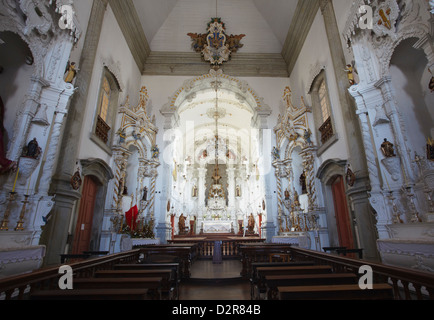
top-left (109, 0), bottom-right (320, 77)
top-left (133, 0), bottom-right (297, 53)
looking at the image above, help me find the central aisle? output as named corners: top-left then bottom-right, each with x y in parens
top-left (178, 259), bottom-right (251, 300)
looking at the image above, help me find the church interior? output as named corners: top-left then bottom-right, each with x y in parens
top-left (0, 0), bottom-right (434, 302)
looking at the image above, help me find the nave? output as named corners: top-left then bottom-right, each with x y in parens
top-left (1, 241), bottom-right (433, 301)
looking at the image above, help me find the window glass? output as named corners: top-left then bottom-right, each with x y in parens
top-left (99, 77), bottom-right (111, 122)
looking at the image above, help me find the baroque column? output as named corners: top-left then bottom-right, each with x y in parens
top-left (320, 0), bottom-right (379, 261)
top-left (42, 0), bottom-right (109, 265)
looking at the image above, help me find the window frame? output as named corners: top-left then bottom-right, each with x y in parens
top-left (90, 67), bottom-right (120, 155)
top-left (310, 70), bottom-right (338, 156)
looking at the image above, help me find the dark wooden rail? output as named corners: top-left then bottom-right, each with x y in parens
top-left (289, 247), bottom-right (434, 300)
top-left (0, 250), bottom-right (141, 300)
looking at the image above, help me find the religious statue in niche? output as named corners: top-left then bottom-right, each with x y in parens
top-left (64, 61), bottom-right (78, 84)
top-left (303, 129), bottom-right (313, 145)
top-left (142, 186), bottom-right (148, 201)
top-left (22, 138), bottom-right (42, 160)
top-left (116, 128), bottom-right (126, 145)
top-left (178, 214), bottom-right (186, 234)
top-left (429, 68), bottom-right (434, 93)
top-left (187, 18), bottom-right (245, 66)
top-left (284, 189), bottom-right (290, 200)
top-left (132, 129), bottom-right (140, 141)
top-left (344, 62), bottom-right (358, 86)
top-left (192, 185), bottom-right (198, 198)
top-left (300, 171), bottom-right (307, 194)
top-left (293, 190), bottom-right (300, 207)
top-left (247, 214), bottom-right (255, 234)
top-left (427, 138), bottom-right (434, 161)
top-left (381, 138), bottom-right (396, 158)
top-left (0, 97), bottom-right (17, 174)
top-left (272, 147), bottom-right (280, 161)
top-left (235, 185), bottom-right (241, 198)
top-left (151, 145), bottom-right (159, 159)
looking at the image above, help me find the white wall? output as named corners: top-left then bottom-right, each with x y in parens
top-left (289, 10), bottom-right (350, 166)
top-left (76, 4), bottom-right (142, 164)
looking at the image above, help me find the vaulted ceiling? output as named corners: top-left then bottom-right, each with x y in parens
top-left (108, 0), bottom-right (320, 77)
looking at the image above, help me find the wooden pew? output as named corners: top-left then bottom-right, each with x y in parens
top-left (139, 247), bottom-right (192, 279)
top-left (278, 283), bottom-right (394, 300)
top-left (72, 277), bottom-right (163, 300)
top-left (30, 288), bottom-right (149, 300)
top-left (249, 261), bottom-right (316, 299)
top-left (113, 263), bottom-right (180, 299)
top-left (265, 273), bottom-right (358, 300)
top-left (238, 244), bottom-right (293, 277)
top-left (94, 269), bottom-right (174, 299)
top-left (252, 264), bottom-right (332, 300)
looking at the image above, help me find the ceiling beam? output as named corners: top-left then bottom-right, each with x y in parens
top-left (108, 0), bottom-right (151, 72)
top-left (281, 0), bottom-right (320, 77)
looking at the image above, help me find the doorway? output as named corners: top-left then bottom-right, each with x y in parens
top-left (72, 176), bottom-right (99, 254)
top-left (331, 176), bottom-right (354, 249)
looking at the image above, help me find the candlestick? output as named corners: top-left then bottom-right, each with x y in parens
top-left (15, 195), bottom-right (30, 231)
top-left (12, 168), bottom-right (19, 193)
top-left (0, 192), bottom-right (17, 231)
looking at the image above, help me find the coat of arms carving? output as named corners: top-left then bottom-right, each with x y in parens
top-left (188, 18), bottom-right (245, 66)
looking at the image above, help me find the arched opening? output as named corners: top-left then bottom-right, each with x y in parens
top-left (389, 37), bottom-right (434, 156)
top-left (0, 31), bottom-right (34, 172)
top-left (163, 71), bottom-right (269, 238)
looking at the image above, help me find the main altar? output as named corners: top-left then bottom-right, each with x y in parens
top-left (199, 172), bottom-right (235, 234)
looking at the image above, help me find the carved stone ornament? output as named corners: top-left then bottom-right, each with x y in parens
top-left (346, 165), bottom-right (356, 187)
top-left (70, 168), bottom-right (82, 190)
top-left (188, 18), bottom-right (245, 66)
top-left (372, 0), bottom-right (400, 37)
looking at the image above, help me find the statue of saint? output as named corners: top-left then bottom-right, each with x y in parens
top-left (300, 171), bottom-right (307, 194)
top-left (22, 138), bottom-right (42, 159)
top-left (284, 189), bottom-right (290, 200)
top-left (248, 214), bottom-right (255, 233)
top-left (142, 187), bottom-right (148, 201)
top-left (64, 61), bottom-right (78, 84)
top-left (178, 214), bottom-right (186, 234)
top-left (381, 139), bottom-right (396, 158)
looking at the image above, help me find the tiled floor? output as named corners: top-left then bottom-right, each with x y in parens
top-left (178, 259), bottom-right (251, 300)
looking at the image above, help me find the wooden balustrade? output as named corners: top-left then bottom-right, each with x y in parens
top-left (288, 247), bottom-right (434, 300)
top-left (0, 250), bottom-right (141, 300)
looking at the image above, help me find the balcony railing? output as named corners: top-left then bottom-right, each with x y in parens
top-left (319, 117), bottom-right (333, 144)
top-left (95, 115), bottom-right (111, 144)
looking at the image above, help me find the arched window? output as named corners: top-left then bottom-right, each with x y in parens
top-left (92, 68), bottom-right (120, 152)
top-left (99, 76), bottom-right (111, 123)
top-left (310, 70), bottom-right (336, 155)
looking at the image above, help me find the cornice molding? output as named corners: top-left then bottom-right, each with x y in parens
top-left (108, 0), bottom-right (151, 72)
top-left (143, 52), bottom-right (289, 78)
top-left (281, 0), bottom-right (320, 77)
